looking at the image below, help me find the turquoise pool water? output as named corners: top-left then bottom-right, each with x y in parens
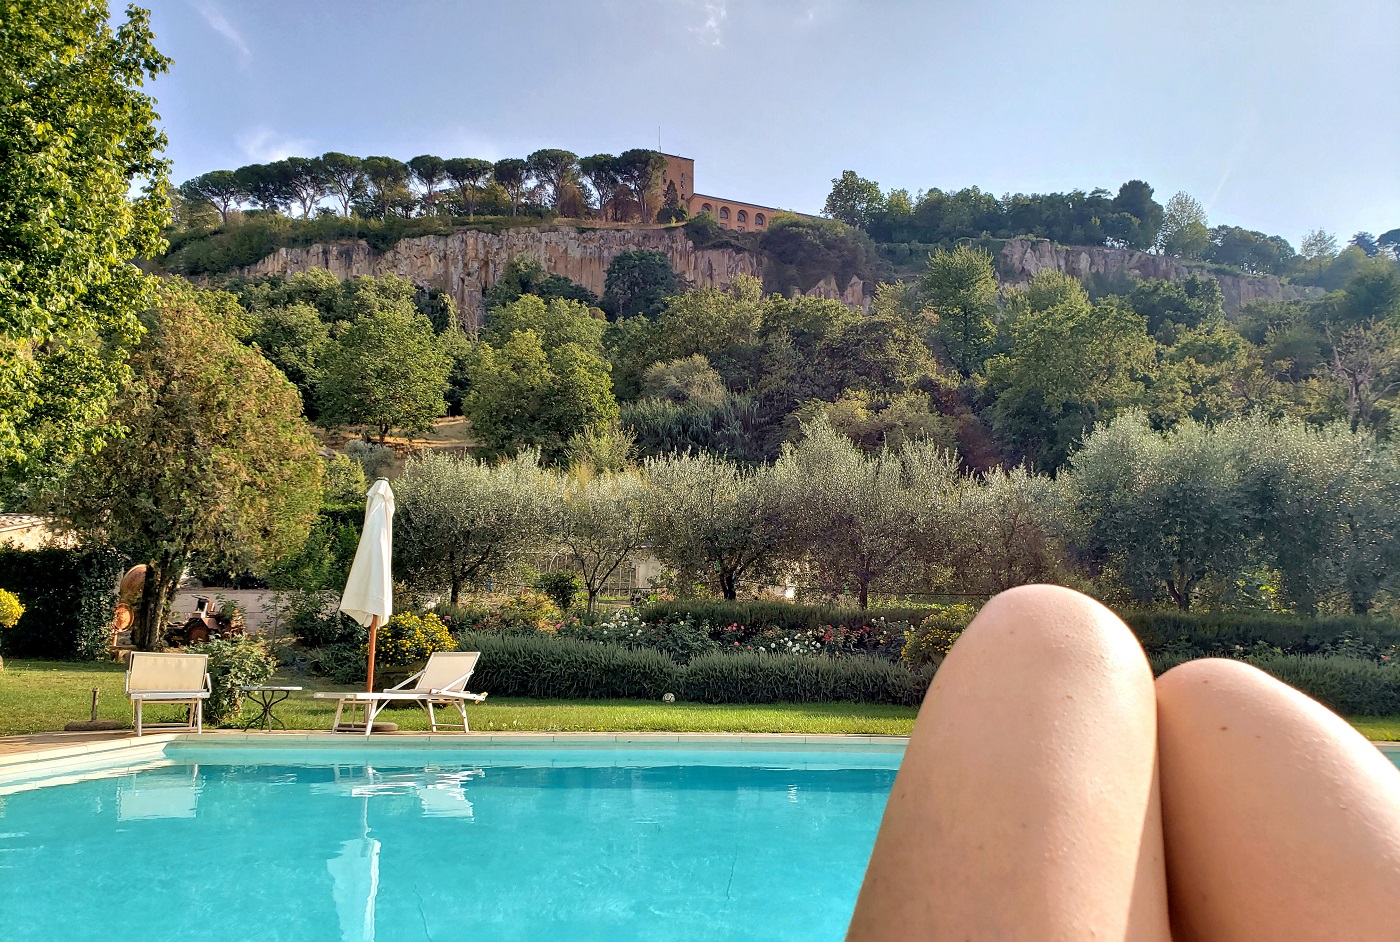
top-left (0, 744), bottom-right (900, 941)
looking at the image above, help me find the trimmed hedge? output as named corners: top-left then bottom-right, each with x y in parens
top-left (642, 601), bottom-right (1400, 661)
top-left (678, 652), bottom-right (927, 706)
top-left (1123, 611), bottom-right (1400, 658)
top-left (457, 631), bottom-right (928, 705)
top-left (459, 632), bottom-right (679, 699)
top-left (638, 600), bottom-right (933, 635)
top-left (1150, 653), bottom-right (1400, 717)
top-left (0, 547), bottom-right (123, 660)
top-left (1245, 654), bottom-right (1400, 716)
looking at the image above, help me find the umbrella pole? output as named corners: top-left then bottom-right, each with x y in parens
top-left (366, 615), bottom-right (379, 693)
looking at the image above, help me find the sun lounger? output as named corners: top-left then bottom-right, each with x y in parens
top-left (126, 652), bottom-right (211, 736)
top-left (315, 651), bottom-right (487, 736)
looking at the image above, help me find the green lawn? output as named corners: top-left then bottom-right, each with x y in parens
top-left (0, 659), bottom-right (918, 737)
top-left (4, 658), bottom-right (1397, 741)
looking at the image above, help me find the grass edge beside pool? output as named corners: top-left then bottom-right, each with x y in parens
top-left (0, 659), bottom-right (917, 736)
top-left (3, 659), bottom-right (1399, 740)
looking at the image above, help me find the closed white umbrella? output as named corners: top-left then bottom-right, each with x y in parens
top-left (340, 478), bottom-right (395, 692)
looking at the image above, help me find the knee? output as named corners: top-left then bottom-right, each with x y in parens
top-left (1155, 657), bottom-right (1282, 721)
top-left (956, 584), bottom-right (1146, 668)
top-left (931, 585), bottom-right (1153, 708)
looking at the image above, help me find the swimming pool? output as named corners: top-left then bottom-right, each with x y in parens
top-left (0, 740), bottom-right (901, 941)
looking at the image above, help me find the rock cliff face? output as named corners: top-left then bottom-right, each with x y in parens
top-left (234, 227), bottom-right (1311, 327)
top-left (997, 238), bottom-right (1319, 313)
top-left (237, 226), bottom-right (765, 328)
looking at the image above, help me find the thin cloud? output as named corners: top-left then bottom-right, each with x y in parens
top-left (196, 1), bottom-right (251, 59)
top-left (237, 126), bottom-right (311, 163)
top-left (689, 0), bottom-right (727, 46)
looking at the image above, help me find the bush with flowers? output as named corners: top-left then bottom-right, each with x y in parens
top-left (901, 605), bottom-right (977, 669)
top-left (0, 589), bottom-right (24, 630)
top-left (815, 619), bottom-right (909, 660)
top-left (373, 611), bottom-right (456, 667)
top-left (431, 600), bottom-right (493, 633)
top-left (559, 609), bottom-right (718, 663)
top-left (489, 590), bottom-right (561, 632)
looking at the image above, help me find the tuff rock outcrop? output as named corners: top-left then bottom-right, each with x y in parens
top-left (234, 227), bottom-right (1313, 328)
top-left (237, 225), bottom-right (765, 328)
top-left (996, 239), bottom-right (1320, 313)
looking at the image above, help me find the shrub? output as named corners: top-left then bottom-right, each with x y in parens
top-left (278, 590), bottom-right (363, 647)
top-left (559, 609), bottom-right (719, 663)
top-left (1243, 654), bottom-right (1400, 716)
top-left (678, 651), bottom-right (927, 706)
top-left (459, 631), bottom-right (679, 699)
top-left (307, 642), bottom-right (368, 685)
top-left (374, 612), bottom-right (454, 667)
top-left (902, 605), bottom-right (977, 669)
top-left (490, 590), bottom-right (561, 632)
top-left (534, 571), bottom-right (583, 612)
top-left (344, 439), bottom-right (396, 480)
top-left (188, 637), bottom-right (278, 724)
top-left (0, 589), bottom-right (24, 629)
top-left (457, 631), bottom-right (928, 705)
top-left (431, 600), bottom-right (493, 632)
top-left (813, 621), bottom-right (909, 660)
top-left (0, 547), bottom-right (123, 660)
top-left (639, 600), bottom-right (934, 638)
top-left (1121, 611), bottom-right (1400, 659)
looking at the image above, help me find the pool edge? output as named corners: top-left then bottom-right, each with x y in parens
top-left (0, 731), bottom-right (909, 783)
top-left (3, 731), bottom-right (1395, 784)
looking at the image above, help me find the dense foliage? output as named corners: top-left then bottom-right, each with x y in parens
top-left (50, 281), bottom-right (323, 649)
top-left (453, 630), bottom-right (926, 705)
top-left (188, 636), bottom-right (278, 724)
top-left (822, 170), bottom-right (1392, 288)
top-left (0, 547), bottom-right (123, 660)
top-left (0, 1), bottom-right (170, 489)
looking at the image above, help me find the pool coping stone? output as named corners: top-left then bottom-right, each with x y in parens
top-left (2, 731), bottom-right (1394, 784)
top-left (0, 731), bottom-right (910, 783)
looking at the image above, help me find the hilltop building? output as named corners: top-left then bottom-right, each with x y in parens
top-left (658, 154), bottom-right (790, 232)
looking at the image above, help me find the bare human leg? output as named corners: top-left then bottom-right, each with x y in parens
top-left (1156, 658), bottom-right (1400, 941)
top-left (846, 585), bottom-right (1171, 942)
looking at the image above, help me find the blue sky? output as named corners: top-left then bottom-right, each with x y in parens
top-left (146, 0), bottom-right (1400, 247)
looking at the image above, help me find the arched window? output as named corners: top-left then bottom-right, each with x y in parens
top-left (754, 213), bottom-right (766, 227)
top-left (718, 206), bottom-right (730, 220)
top-left (701, 203), bottom-right (712, 214)
top-left (736, 210), bottom-right (748, 223)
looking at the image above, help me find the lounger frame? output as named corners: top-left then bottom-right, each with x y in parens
top-left (126, 652), bottom-right (212, 736)
top-left (315, 652), bottom-right (487, 736)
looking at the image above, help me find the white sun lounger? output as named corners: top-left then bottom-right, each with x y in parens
top-left (315, 651), bottom-right (488, 736)
top-left (126, 652), bottom-right (211, 736)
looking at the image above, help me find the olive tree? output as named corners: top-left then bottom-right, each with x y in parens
top-left (644, 453), bottom-right (786, 600)
top-left (55, 281), bottom-right (323, 649)
top-left (394, 451), bottom-right (555, 603)
top-left (948, 466), bottom-right (1069, 596)
top-left (1242, 416), bottom-right (1400, 614)
top-left (1066, 413), bottom-right (1254, 610)
top-left (554, 470), bottom-right (650, 612)
top-left (774, 418), bottom-right (959, 608)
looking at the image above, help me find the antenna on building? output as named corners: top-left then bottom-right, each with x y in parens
top-left (658, 126), bottom-right (661, 152)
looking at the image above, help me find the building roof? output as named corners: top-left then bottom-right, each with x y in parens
top-left (690, 193), bottom-right (787, 213)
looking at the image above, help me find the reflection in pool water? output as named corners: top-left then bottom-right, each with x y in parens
top-left (0, 748), bottom-right (897, 942)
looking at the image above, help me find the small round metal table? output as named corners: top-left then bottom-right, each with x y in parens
top-left (238, 685), bottom-right (302, 730)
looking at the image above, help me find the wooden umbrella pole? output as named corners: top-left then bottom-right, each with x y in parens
top-left (366, 614), bottom-right (379, 693)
